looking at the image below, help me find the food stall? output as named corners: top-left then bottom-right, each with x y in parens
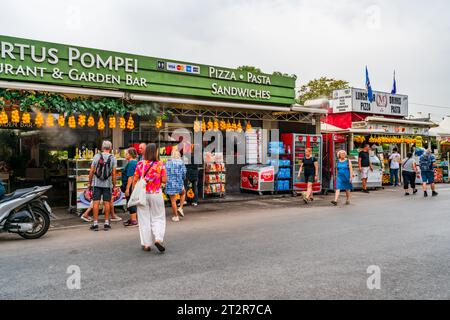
top-left (430, 116), bottom-right (450, 183)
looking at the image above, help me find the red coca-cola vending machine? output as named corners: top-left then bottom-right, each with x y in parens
top-left (281, 134), bottom-right (323, 194)
top-left (322, 133), bottom-right (348, 192)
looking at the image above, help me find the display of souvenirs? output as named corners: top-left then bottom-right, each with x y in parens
top-left (205, 173), bottom-right (226, 184)
top-left (204, 184), bottom-right (225, 194)
top-left (205, 163), bottom-right (226, 173)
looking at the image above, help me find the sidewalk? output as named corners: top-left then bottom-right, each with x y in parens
top-left (49, 191), bottom-right (327, 230)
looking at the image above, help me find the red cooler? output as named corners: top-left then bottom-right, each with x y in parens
top-left (241, 165), bottom-right (275, 193)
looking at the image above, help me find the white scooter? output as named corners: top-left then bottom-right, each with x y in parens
top-left (0, 185), bottom-right (54, 239)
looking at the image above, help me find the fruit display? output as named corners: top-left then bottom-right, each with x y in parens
top-left (45, 113), bottom-right (55, 127)
top-left (368, 135), bottom-right (417, 145)
top-left (108, 115), bottom-right (116, 129)
top-left (201, 119), bottom-right (206, 133)
top-left (58, 114), bottom-right (65, 127)
top-left (155, 117), bottom-right (163, 129)
top-left (11, 108), bottom-right (20, 124)
top-left (194, 119), bottom-right (201, 133)
top-left (126, 114), bottom-right (134, 130)
top-left (87, 114), bottom-right (95, 127)
top-left (68, 115), bottom-right (76, 128)
top-left (77, 114), bottom-right (86, 127)
top-left (0, 109), bottom-right (8, 125)
top-left (119, 115), bottom-right (126, 129)
top-left (21, 111), bottom-right (31, 125)
top-left (35, 112), bottom-right (44, 128)
top-left (97, 115), bottom-right (105, 130)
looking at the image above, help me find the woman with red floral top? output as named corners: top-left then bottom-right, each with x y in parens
top-left (132, 143), bottom-right (167, 253)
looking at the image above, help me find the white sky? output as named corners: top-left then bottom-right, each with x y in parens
top-left (1, 0), bottom-right (449, 120)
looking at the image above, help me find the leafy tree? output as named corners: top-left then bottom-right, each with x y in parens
top-left (297, 77), bottom-right (349, 105)
top-left (237, 65), bottom-right (262, 73)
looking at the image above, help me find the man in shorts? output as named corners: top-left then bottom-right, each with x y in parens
top-left (419, 149), bottom-right (438, 198)
top-left (358, 143), bottom-right (373, 193)
top-left (88, 140), bottom-right (117, 231)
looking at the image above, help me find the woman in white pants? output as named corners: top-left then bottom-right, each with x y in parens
top-left (133, 143), bottom-right (167, 253)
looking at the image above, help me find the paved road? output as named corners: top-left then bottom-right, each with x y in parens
top-left (1, 186), bottom-right (450, 300)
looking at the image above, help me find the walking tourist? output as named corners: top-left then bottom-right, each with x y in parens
top-left (358, 143), bottom-right (372, 193)
top-left (419, 149), bottom-right (438, 198)
top-left (402, 152), bottom-right (418, 196)
top-left (332, 150), bottom-right (353, 206)
top-left (137, 142), bottom-right (147, 161)
top-left (166, 148), bottom-right (187, 222)
top-left (185, 154), bottom-right (199, 207)
top-left (122, 147), bottom-right (139, 227)
top-left (133, 143), bottom-right (167, 252)
top-left (88, 140), bottom-right (117, 231)
top-left (297, 147), bottom-right (318, 204)
top-left (389, 148), bottom-right (402, 187)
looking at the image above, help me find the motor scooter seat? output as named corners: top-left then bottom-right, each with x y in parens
top-left (0, 187), bottom-right (37, 204)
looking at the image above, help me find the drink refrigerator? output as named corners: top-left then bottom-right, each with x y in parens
top-left (322, 133), bottom-right (348, 192)
top-left (240, 165), bottom-right (275, 195)
top-left (281, 134), bottom-right (323, 194)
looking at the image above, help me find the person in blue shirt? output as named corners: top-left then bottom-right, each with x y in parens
top-left (165, 148), bottom-right (186, 222)
top-left (122, 147), bottom-right (139, 227)
top-left (419, 149), bottom-right (438, 197)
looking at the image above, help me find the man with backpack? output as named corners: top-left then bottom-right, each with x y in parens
top-left (88, 140), bottom-right (117, 231)
top-left (419, 149), bottom-right (438, 198)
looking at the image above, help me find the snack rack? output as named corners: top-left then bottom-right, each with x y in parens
top-left (202, 152), bottom-right (226, 198)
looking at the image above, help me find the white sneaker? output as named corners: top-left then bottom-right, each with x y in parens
top-left (192, 203), bottom-right (198, 207)
top-left (80, 216), bottom-right (92, 222)
top-left (172, 216), bottom-right (180, 222)
top-left (110, 216), bottom-right (122, 222)
top-left (177, 208), bottom-right (184, 217)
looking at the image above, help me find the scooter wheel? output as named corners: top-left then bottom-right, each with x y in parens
top-left (18, 208), bottom-right (50, 240)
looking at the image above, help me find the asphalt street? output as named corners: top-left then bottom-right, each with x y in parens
top-left (1, 186), bottom-right (450, 300)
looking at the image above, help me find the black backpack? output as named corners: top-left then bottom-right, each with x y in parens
top-left (94, 154), bottom-right (113, 181)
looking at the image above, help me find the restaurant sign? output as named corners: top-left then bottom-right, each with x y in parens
top-left (331, 88), bottom-right (408, 117)
top-left (0, 35), bottom-right (295, 105)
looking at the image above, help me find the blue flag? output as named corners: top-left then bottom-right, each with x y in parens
top-left (391, 71), bottom-right (397, 94)
top-left (365, 66), bottom-right (374, 102)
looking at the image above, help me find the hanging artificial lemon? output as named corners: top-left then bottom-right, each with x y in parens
top-left (201, 119), bottom-right (206, 133)
top-left (193, 119), bottom-right (201, 133)
top-left (108, 115), bottom-right (116, 129)
top-left (226, 120), bottom-right (232, 131)
top-left (213, 118), bottom-right (219, 131)
top-left (219, 119), bottom-right (227, 131)
top-left (58, 114), bottom-right (65, 127)
top-left (231, 120), bottom-right (237, 131)
top-left (87, 114), bottom-right (95, 127)
top-left (35, 112), bottom-right (44, 128)
top-left (155, 117), bottom-right (163, 129)
top-left (126, 114), bottom-right (134, 130)
top-left (245, 121), bottom-right (252, 132)
top-left (207, 118), bottom-right (213, 131)
top-left (22, 111), bottom-right (31, 125)
top-left (68, 115), bottom-right (76, 128)
top-left (98, 115), bottom-right (105, 130)
top-left (119, 115), bottom-right (126, 129)
top-left (78, 114), bottom-right (86, 127)
top-left (236, 121), bottom-right (243, 133)
top-left (45, 114), bottom-right (55, 127)
top-left (11, 107), bottom-right (20, 124)
top-left (0, 108), bottom-right (8, 125)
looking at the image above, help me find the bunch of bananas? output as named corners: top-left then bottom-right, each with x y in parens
top-left (22, 112), bottom-right (31, 125)
top-left (87, 115), bottom-right (95, 127)
top-left (108, 115), bottom-right (116, 129)
top-left (119, 116), bottom-right (126, 129)
top-left (11, 108), bottom-right (20, 124)
top-left (58, 114), bottom-right (65, 127)
top-left (194, 119), bottom-right (201, 133)
top-left (219, 119), bottom-right (227, 131)
top-left (45, 114), bottom-right (55, 127)
top-left (68, 115), bottom-right (76, 129)
top-left (126, 115), bottom-right (134, 130)
top-left (155, 117), bottom-right (163, 129)
top-left (35, 112), bottom-right (44, 128)
top-left (207, 119), bottom-right (214, 131)
top-left (98, 116), bottom-right (105, 130)
top-left (201, 119), bottom-right (206, 133)
top-left (78, 114), bottom-right (86, 127)
top-left (245, 121), bottom-right (252, 132)
top-left (0, 109), bottom-right (8, 125)
top-left (213, 119), bottom-right (219, 131)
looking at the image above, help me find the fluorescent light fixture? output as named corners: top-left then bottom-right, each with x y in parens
top-left (129, 93), bottom-right (292, 112)
top-left (0, 80), bottom-right (125, 98)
